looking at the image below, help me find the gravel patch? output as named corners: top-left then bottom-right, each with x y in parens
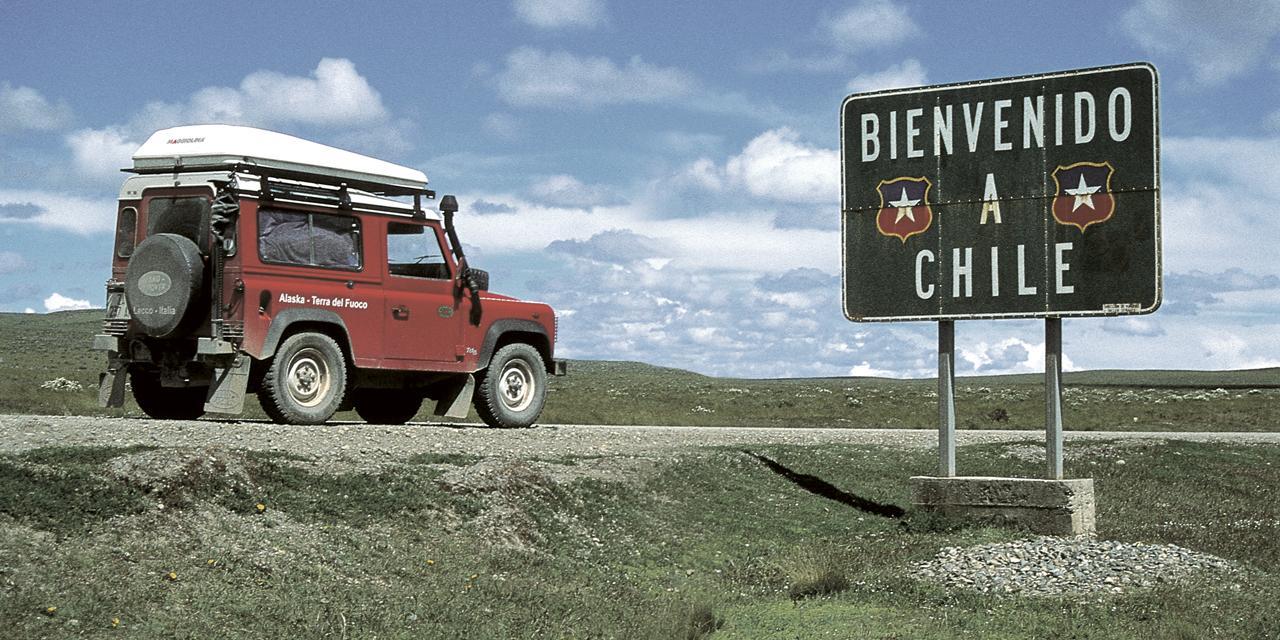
top-left (2, 415), bottom-right (1277, 471)
top-left (912, 536), bottom-right (1241, 597)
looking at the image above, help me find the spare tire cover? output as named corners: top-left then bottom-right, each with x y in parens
top-left (125, 233), bottom-right (205, 337)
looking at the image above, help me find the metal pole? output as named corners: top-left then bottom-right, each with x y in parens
top-left (938, 320), bottom-right (956, 477)
top-left (1045, 317), bottom-right (1064, 480)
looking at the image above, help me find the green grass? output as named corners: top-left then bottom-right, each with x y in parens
top-left (1, 440), bottom-right (1275, 638)
top-left (3, 309), bottom-right (1279, 430)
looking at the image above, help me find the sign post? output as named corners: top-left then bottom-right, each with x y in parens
top-left (1045, 318), bottom-right (1064, 480)
top-left (841, 63), bottom-right (1160, 535)
top-left (938, 320), bottom-right (955, 477)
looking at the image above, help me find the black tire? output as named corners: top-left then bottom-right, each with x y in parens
top-left (353, 390), bottom-right (424, 425)
top-left (474, 343), bottom-right (547, 428)
top-left (260, 332), bottom-right (347, 425)
top-left (130, 368), bottom-right (207, 420)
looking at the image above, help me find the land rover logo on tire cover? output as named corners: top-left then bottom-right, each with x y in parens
top-left (139, 271), bottom-right (173, 297)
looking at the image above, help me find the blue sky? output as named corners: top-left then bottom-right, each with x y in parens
top-left (1, 0), bottom-right (1278, 377)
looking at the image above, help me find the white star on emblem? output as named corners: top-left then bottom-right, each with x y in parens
top-left (888, 187), bottom-right (921, 223)
top-left (1064, 173), bottom-right (1101, 212)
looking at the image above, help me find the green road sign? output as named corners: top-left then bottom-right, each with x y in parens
top-left (841, 63), bottom-right (1160, 322)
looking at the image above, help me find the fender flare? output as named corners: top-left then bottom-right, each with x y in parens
top-left (478, 319), bottom-right (551, 371)
top-left (258, 309), bottom-right (353, 359)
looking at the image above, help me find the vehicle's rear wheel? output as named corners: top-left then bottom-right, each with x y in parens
top-left (474, 343), bottom-right (547, 428)
top-left (130, 368), bottom-right (207, 420)
top-left (353, 390), bottom-right (424, 425)
top-left (260, 332), bottom-right (347, 425)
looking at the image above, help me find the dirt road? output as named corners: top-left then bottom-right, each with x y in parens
top-left (3, 414), bottom-right (1277, 463)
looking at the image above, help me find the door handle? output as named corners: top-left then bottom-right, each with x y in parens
top-left (392, 305), bottom-right (410, 320)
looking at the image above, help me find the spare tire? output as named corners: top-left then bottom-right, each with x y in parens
top-left (125, 233), bottom-right (206, 338)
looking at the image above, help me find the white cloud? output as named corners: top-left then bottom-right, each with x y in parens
top-left (330, 119), bottom-right (415, 157)
top-left (495, 47), bottom-right (696, 108)
top-left (846, 59), bottom-right (927, 93)
top-left (677, 158), bottom-right (725, 192)
top-left (452, 195), bottom-right (840, 274)
top-left (131, 58), bottom-right (388, 131)
top-left (0, 83), bottom-right (73, 132)
top-left (684, 128), bottom-right (839, 205)
top-left (529, 174), bottom-right (618, 208)
top-left (65, 126), bottom-right (136, 182)
top-left (1101, 317), bottom-right (1166, 338)
top-left (726, 129), bottom-right (839, 204)
top-left (65, 58), bottom-right (397, 182)
top-left (487, 48), bottom-right (788, 121)
top-left (848, 361), bottom-right (901, 378)
top-left (23, 308), bottom-right (35, 314)
top-left (483, 112), bottom-right (522, 139)
top-left (1122, 0), bottom-right (1280, 85)
top-left (513, 0), bottom-right (607, 29)
top-left (826, 0), bottom-right (922, 52)
top-left (548, 229), bottom-right (667, 264)
top-left (0, 190), bottom-right (116, 234)
top-left (43, 292), bottom-right (93, 312)
top-left (1161, 136), bottom-right (1280, 272)
top-left (0, 251), bottom-right (25, 274)
top-left (1197, 331), bottom-right (1280, 369)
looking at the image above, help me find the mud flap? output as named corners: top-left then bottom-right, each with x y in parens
top-left (204, 355), bottom-right (251, 415)
top-left (98, 359), bottom-right (128, 408)
top-left (433, 374), bottom-right (475, 419)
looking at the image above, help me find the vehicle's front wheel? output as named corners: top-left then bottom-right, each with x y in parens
top-left (130, 368), bottom-right (207, 420)
top-left (353, 390), bottom-right (424, 425)
top-left (474, 343), bottom-right (547, 428)
top-left (260, 332), bottom-right (347, 425)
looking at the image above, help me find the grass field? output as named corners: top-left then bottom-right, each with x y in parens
top-left (2, 438), bottom-right (1277, 638)
top-left (3, 310), bottom-right (1277, 431)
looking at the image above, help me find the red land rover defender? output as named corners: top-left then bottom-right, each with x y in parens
top-left (93, 125), bottom-right (564, 427)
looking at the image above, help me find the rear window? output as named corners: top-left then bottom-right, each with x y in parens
top-left (146, 197), bottom-right (210, 250)
top-left (258, 209), bottom-right (362, 271)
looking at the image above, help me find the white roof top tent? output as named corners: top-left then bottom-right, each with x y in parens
top-left (128, 124), bottom-right (437, 217)
top-left (131, 124), bottom-right (428, 195)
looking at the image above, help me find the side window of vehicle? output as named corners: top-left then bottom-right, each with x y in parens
top-left (387, 222), bottom-right (450, 279)
top-left (115, 206), bottom-right (137, 258)
top-left (258, 209), bottom-right (362, 270)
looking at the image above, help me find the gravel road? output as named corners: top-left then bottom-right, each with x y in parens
top-left (2, 414), bottom-right (1277, 462)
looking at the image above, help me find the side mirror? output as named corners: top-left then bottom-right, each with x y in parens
top-left (440, 194), bottom-right (458, 214)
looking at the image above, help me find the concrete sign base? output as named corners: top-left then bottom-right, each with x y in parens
top-left (911, 476), bottom-right (1096, 536)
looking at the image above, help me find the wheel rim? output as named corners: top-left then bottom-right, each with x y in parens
top-left (498, 358), bottom-right (536, 413)
top-left (286, 347), bottom-right (330, 408)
